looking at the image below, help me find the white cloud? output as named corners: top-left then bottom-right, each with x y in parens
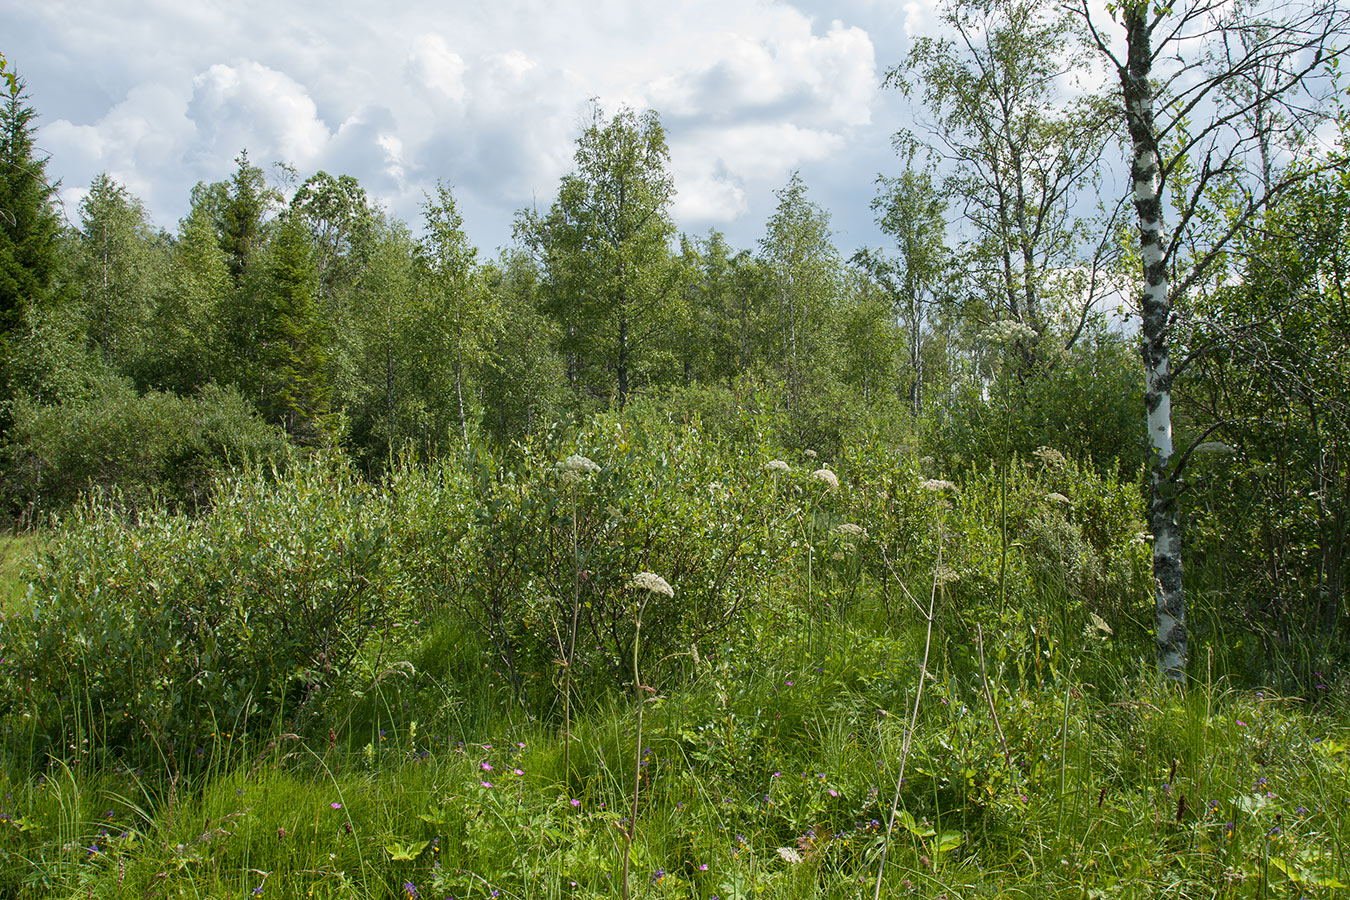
top-left (41, 82), bottom-right (194, 219)
top-left (187, 62), bottom-right (332, 170)
top-left (406, 35), bottom-right (468, 104)
top-left (20, 0), bottom-right (908, 251)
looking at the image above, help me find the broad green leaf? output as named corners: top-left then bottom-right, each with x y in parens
top-left (934, 831), bottom-right (963, 853)
top-left (384, 839), bottom-right (429, 861)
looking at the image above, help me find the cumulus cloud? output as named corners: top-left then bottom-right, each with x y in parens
top-left (41, 82), bottom-right (194, 221)
top-left (187, 62), bottom-right (332, 170)
top-left (22, 0), bottom-right (909, 251)
top-left (406, 35), bottom-right (468, 104)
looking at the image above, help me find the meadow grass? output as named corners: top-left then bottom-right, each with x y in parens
top-left (1, 600), bottom-right (1346, 899)
top-left (0, 530), bottom-right (41, 615)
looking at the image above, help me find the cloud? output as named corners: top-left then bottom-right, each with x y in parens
top-left (41, 82), bottom-right (194, 221)
top-left (671, 122), bottom-right (848, 227)
top-left (406, 35), bottom-right (468, 104)
top-left (23, 0), bottom-right (901, 251)
top-left (187, 61), bottom-right (332, 170)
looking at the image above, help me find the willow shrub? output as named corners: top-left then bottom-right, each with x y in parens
top-left (835, 442), bottom-right (1151, 688)
top-left (388, 411), bottom-right (791, 720)
top-left (2, 379), bottom-right (288, 519)
top-left (0, 457), bottom-right (394, 767)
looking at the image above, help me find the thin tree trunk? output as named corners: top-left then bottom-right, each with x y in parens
top-left (1120, 7), bottom-right (1186, 682)
top-left (455, 353), bottom-right (468, 449)
top-left (617, 313), bottom-right (629, 408)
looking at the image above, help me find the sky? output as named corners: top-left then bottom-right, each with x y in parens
top-left (4, 0), bottom-right (942, 258)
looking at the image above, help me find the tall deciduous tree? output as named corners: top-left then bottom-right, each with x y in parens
top-left (291, 171), bottom-right (374, 300)
top-left (480, 251), bottom-right (566, 445)
top-left (1071, 0), bottom-right (1349, 680)
top-left (894, 0), bottom-right (1110, 342)
top-left (137, 200), bottom-right (231, 394)
top-left (759, 172), bottom-right (841, 411)
top-left (1186, 152), bottom-right (1350, 660)
top-left (76, 174), bottom-right (159, 370)
top-left (421, 182), bottom-right (491, 448)
top-left (345, 219), bottom-right (428, 465)
top-left (520, 104), bottom-right (678, 409)
top-left (856, 150), bottom-right (953, 417)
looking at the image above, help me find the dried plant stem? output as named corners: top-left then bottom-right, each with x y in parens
top-left (976, 624), bottom-right (1012, 769)
top-left (620, 596), bottom-right (649, 900)
top-left (563, 489), bottom-right (580, 784)
top-left (874, 519), bottom-right (944, 900)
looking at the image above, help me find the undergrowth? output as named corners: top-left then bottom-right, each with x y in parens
top-left (0, 417), bottom-right (1343, 898)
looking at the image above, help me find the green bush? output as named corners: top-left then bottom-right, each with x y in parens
top-left (2, 378), bottom-right (288, 517)
top-left (0, 458), bottom-right (395, 766)
top-left (388, 413), bottom-right (790, 719)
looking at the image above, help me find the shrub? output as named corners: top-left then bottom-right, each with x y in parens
top-left (0, 458), bottom-right (395, 766)
top-left (388, 413), bottom-right (790, 718)
top-left (2, 378), bottom-right (288, 518)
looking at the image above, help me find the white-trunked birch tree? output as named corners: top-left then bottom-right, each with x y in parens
top-left (1070, 0), bottom-right (1349, 681)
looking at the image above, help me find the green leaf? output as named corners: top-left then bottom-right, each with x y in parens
top-left (934, 831), bottom-right (963, 853)
top-left (895, 809), bottom-right (935, 838)
top-left (384, 839), bottom-right (429, 861)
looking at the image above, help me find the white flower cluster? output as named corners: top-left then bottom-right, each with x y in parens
top-left (835, 523), bottom-right (866, 538)
top-left (920, 478), bottom-right (958, 493)
top-left (934, 564), bottom-right (960, 585)
top-left (1193, 441), bottom-right (1236, 456)
top-left (764, 459), bottom-right (790, 475)
top-left (1084, 612), bottom-right (1113, 641)
top-left (811, 468), bottom-right (839, 491)
top-left (1045, 492), bottom-right (1072, 506)
top-left (979, 319), bottom-right (1038, 346)
top-left (556, 454), bottom-right (600, 484)
top-left (628, 572), bottom-right (674, 597)
top-left (1033, 446), bottom-right (1067, 469)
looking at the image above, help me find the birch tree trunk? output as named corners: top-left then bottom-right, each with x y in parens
top-left (1118, 7), bottom-right (1186, 681)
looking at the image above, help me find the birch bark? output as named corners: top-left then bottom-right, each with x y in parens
top-left (1118, 6), bottom-right (1187, 681)
top-left (1076, 0), bottom-right (1350, 682)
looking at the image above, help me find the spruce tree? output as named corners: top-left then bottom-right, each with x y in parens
top-left (0, 73), bottom-right (60, 345)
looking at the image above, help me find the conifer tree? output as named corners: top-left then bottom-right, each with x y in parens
top-left (263, 210), bottom-right (333, 445)
top-left (0, 72), bottom-right (60, 352)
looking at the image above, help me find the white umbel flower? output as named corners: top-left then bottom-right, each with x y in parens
top-left (803, 449), bottom-right (818, 459)
top-left (628, 572), bottom-right (674, 598)
top-left (1194, 441), bottom-right (1236, 456)
top-left (1045, 492), bottom-right (1072, 505)
top-left (777, 847), bottom-right (803, 864)
top-left (1033, 446), bottom-right (1067, 469)
top-left (835, 523), bottom-right (866, 538)
top-left (1085, 612), bottom-right (1113, 641)
top-left (920, 478), bottom-right (958, 493)
top-left (764, 459), bottom-right (790, 475)
top-left (979, 319), bottom-right (1038, 345)
top-left (811, 468), bottom-right (839, 491)
top-left (556, 454), bottom-right (600, 484)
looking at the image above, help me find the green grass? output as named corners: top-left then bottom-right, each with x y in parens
top-left (0, 530), bottom-right (41, 614)
top-left (1, 605), bottom-right (1347, 899)
top-left (0, 437), bottom-right (1344, 899)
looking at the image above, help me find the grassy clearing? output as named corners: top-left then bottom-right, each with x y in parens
top-left (2, 610), bottom-right (1346, 899)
